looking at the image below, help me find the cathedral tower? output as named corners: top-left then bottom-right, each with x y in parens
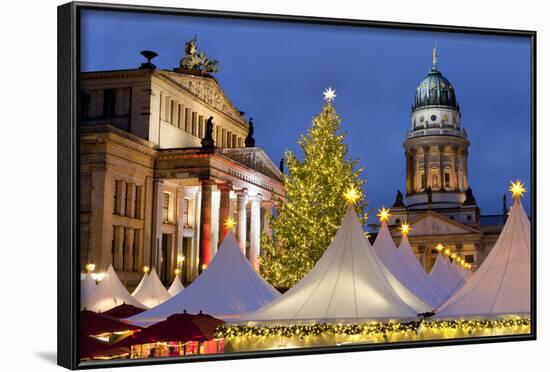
top-left (404, 48), bottom-right (471, 209)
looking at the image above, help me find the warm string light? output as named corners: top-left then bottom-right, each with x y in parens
top-left (377, 207), bottom-right (391, 222)
top-left (174, 268), bottom-right (181, 275)
top-left (85, 263), bottom-right (96, 273)
top-left (215, 318), bottom-right (530, 340)
top-left (143, 266), bottom-right (150, 274)
top-left (435, 243), bottom-right (472, 271)
top-left (177, 255), bottom-right (185, 264)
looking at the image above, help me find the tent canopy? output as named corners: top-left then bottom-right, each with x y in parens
top-left (429, 254), bottom-right (464, 301)
top-left (103, 303), bottom-right (146, 319)
top-left (81, 273), bottom-right (97, 302)
top-left (237, 206), bottom-right (429, 326)
top-left (126, 234), bottom-right (280, 326)
top-left (168, 275), bottom-right (185, 296)
top-left (397, 234), bottom-right (447, 301)
top-left (132, 268), bottom-right (171, 308)
top-left (436, 198), bottom-right (531, 318)
top-left (374, 223), bottom-right (443, 308)
top-left (81, 264), bottom-right (147, 313)
top-left (80, 310), bottom-right (142, 336)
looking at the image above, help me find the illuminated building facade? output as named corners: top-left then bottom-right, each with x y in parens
top-left (79, 49), bottom-right (284, 287)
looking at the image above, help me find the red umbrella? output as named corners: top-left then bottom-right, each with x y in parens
top-left (103, 304), bottom-right (146, 319)
top-left (116, 312), bottom-right (223, 347)
top-left (80, 335), bottom-right (130, 360)
top-left (80, 310), bottom-right (142, 336)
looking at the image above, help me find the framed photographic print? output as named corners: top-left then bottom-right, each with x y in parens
top-left (57, 1), bottom-right (536, 369)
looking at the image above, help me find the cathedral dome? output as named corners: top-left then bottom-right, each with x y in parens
top-left (413, 66), bottom-right (459, 111)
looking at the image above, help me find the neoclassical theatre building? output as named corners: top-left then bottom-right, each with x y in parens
top-left (384, 51), bottom-right (506, 272)
top-left (79, 42), bottom-right (284, 287)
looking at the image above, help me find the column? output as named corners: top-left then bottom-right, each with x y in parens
top-left (457, 150), bottom-right (464, 191)
top-left (199, 180), bottom-right (214, 271)
top-left (134, 229), bottom-right (143, 270)
top-left (124, 227), bottom-right (135, 271)
top-left (462, 149), bottom-right (469, 190)
top-left (456, 241), bottom-right (463, 261)
top-left (237, 190), bottom-right (248, 254)
top-left (218, 183), bottom-right (231, 246)
top-left (151, 179), bottom-right (164, 271)
top-left (453, 146), bottom-right (460, 191)
top-left (175, 187), bottom-right (186, 265)
top-left (125, 182), bottom-right (136, 218)
top-left (115, 179), bottom-right (126, 216)
top-left (190, 190), bottom-right (201, 280)
top-left (249, 194), bottom-right (261, 270)
top-left (261, 200), bottom-right (274, 237)
top-left (405, 150), bottom-right (411, 194)
top-left (438, 145), bottom-right (445, 190)
top-left (423, 146), bottom-right (430, 190)
top-left (113, 226), bottom-right (125, 270)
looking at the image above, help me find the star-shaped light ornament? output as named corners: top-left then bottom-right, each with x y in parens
top-left (224, 217), bottom-right (237, 230)
top-left (377, 207), bottom-right (391, 222)
top-left (400, 222), bottom-right (411, 236)
top-left (143, 265), bottom-right (150, 274)
top-left (343, 185), bottom-right (361, 205)
top-left (323, 87), bottom-right (337, 102)
top-left (435, 243), bottom-right (444, 252)
top-left (509, 180), bottom-right (527, 199)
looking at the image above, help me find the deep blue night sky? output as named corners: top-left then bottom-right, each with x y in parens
top-left (81, 10), bottom-right (532, 216)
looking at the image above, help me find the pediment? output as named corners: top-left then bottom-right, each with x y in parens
top-left (158, 71), bottom-right (245, 124)
top-left (407, 211), bottom-right (479, 236)
top-left (220, 147), bottom-right (283, 182)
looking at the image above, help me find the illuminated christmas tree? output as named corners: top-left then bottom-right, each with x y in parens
top-left (260, 87), bottom-right (367, 288)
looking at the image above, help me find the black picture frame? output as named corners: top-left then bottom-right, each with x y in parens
top-left (57, 1), bottom-right (537, 369)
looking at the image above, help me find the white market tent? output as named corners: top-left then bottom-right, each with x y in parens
top-left (397, 234), bottom-right (447, 303)
top-left (81, 264), bottom-right (147, 313)
top-left (374, 222), bottom-right (442, 308)
top-left (168, 275), bottom-right (185, 296)
top-left (81, 273), bottom-right (97, 302)
top-left (126, 234), bottom-right (280, 326)
top-left (237, 206), bottom-right (430, 326)
top-left (429, 254), bottom-right (464, 300)
top-left (132, 267), bottom-right (172, 308)
top-left (449, 261), bottom-right (470, 280)
top-left (436, 197), bottom-right (531, 318)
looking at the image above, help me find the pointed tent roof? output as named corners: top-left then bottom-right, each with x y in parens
top-left (81, 265), bottom-right (147, 313)
top-left (126, 234), bottom-right (280, 326)
top-left (429, 254), bottom-right (464, 301)
top-left (373, 222), bottom-right (442, 308)
top-left (397, 234), bottom-right (447, 303)
top-left (168, 275), bottom-right (185, 296)
top-left (131, 268), bottom-right (171, 308)
top-left (436, 198), bottom-right (531, 318)
top-left (237, 207), bottom-right (429, 326)
top-left (449, 261), bottom-right (469, 280)
top-left (81, 273), bottom-right (97, 302)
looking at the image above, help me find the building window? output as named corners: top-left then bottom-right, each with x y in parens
top-left (395, 218), bottom-right (401, 225)
top-left (444, 172), bottom-right (451, 188)
top-left (80, 91), bottom-right (91, 119)
top-left (162, 192), bottom-right (171, 223)
top-left (103, 89), bottom-right (116, 117)
top-left (432, 172), bottom-right (439, 188)
top-left (465, 254), bottom-right (475, 263)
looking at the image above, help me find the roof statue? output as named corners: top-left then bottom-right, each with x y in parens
top-left (435, 194), bottom-right (531, 318)
top-left (236, 206), bottom-right (430, 326)
top-left (244, 118), bottom-right (256, 147)
top-left (201, 116), bottom-right (215, 149)
top-left (126, 234), bottom-right (280, 326)
top-left (81, 265), bottom-right (147, 313)
top-left (131, 267), bottom-right (172, 308)
top-left (179, 35), bottom-right (220, 73)
top-left (392, 190), bottom-right (405, 208)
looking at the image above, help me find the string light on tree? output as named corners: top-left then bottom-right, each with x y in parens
top-left (509, 180), bottom-right (526, 199)
top-left (377, 207), bottom-right (392, 222)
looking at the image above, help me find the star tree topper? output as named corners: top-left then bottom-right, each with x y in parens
top-left (509, 180), bottom-right (526, 199)
top-left (323, 87), bottom-right (337, 102)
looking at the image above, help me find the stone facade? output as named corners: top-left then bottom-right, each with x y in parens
top-left (79, 64), bottom-right (284, 287)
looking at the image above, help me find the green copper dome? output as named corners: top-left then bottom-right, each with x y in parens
top-left (413, 66), bottom-right (459, 111)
